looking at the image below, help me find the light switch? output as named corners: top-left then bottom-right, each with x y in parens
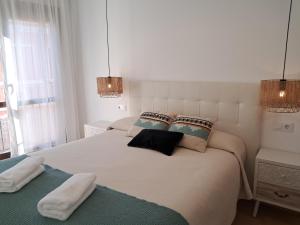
top-left (117, 104), bottom-right (127, 111)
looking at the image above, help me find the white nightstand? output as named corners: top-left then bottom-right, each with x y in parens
top-left (253, 148), bottom-right (300, 217)
top-left (84, 120), bottom-right (112, 138)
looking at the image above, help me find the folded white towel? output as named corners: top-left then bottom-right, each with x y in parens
top-left (37, 173), bottom-right (96, 221)
top-left (0, 156), bottom-right (45, 193)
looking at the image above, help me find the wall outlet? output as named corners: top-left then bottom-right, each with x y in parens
top-left (117, 104), bottom-right (127, 111)
top-left (282, 123), bottom-right (295, 133)
top-left (273, 123), bottom-right (295, 133)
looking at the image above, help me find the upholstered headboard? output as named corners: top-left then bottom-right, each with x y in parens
top-left (128, 80), bottom-right (261, 183)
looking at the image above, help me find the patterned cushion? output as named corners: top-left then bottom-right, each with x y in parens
top-left (168, 115), bottom-right (214, 152)
top-left (127, 112), bottom-right (174, 137)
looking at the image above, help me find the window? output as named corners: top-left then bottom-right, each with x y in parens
top-left (4, 19), bottom-right (60, 153)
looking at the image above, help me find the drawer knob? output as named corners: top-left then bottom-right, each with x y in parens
top-left (274, 191), bottom-right (289, 198)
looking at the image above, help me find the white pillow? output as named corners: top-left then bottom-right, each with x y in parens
top-left (108, 116), bottom-right (139, 131)
top-left (208, 129), bottom-right (246, 162)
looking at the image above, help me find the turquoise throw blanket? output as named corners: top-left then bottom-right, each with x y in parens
top-left (0, 156), bottom-right (188, 225)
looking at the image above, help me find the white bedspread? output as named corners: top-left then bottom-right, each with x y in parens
top-left (30, 130), bottom-right (247, 225)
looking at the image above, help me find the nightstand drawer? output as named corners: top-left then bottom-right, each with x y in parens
top-left (256, 182), bottom-right (300, 209)
top-left (84, 121), bottom-right (111, 138)
top-left (257, 162), bottom-right (300, 190)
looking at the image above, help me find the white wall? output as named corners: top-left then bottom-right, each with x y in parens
top-left (75, 0), bottom-right (300, 152)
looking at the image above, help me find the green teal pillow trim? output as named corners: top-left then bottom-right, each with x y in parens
top-left (169, 115), bottom-right (213, 140)
top-left (169, 124), bottom-right (210, 140)
top-left (134, 112), bottom-right (174, 130)
top-left (134, 118), bottom-right (169, 130)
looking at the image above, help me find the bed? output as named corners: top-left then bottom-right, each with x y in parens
top-left (1, 80), bottom-right (261, 225)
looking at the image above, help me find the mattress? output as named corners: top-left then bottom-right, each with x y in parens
top-left (30, 129), bottom-right (247, 225)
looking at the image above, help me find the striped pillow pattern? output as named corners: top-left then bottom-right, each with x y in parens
top-left (127, 112), bottom-right (174, 137)
top-left (168, 115), bottom-right (214, 152)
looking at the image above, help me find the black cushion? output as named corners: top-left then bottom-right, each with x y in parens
top-left (128, 129), bottom-right (183, 156)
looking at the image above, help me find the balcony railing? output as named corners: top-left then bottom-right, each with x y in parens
top-left (0, 101), bottom-right (10, 154)
top-left (0, 118), bottom-right (10, 153)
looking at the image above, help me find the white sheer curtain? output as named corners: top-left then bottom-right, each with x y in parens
top-left (0, 0), bottom-right (79, 155)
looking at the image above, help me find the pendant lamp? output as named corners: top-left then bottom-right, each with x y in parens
top-left (97, 0), bottom-right (123, 97)
top-left (260, 0), bottom-right (300, 113)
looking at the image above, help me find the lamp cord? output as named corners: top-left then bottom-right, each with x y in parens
top-left (106, 0), bottom-right (292, 81)
top-left (282, 0), bottom-right (293, 80)
top-left (106, 0), bottom-right (111, 77)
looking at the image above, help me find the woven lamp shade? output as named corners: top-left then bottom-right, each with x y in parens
top-left (260, 79), bottom-right (300, 113)
top-left (97, 77), bottom-right (123, 97)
